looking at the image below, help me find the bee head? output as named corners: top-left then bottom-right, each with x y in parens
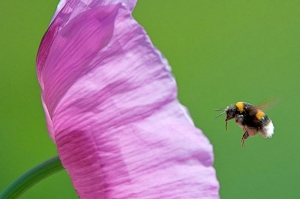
top-left (214, 105), bottom-right (236, 120)
top-left (225, 105), bottom-right (237, 121)
top-left (214, 105), bottom-right (237, 132)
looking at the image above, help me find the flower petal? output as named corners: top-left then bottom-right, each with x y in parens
top-left (37, 0), bottom-right (219, 198)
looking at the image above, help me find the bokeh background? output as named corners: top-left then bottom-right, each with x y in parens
top-left (0, 0), bottom-right (299, 198)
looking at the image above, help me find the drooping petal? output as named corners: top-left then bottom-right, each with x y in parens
top-left (37, 0), bottom-right (219, 198)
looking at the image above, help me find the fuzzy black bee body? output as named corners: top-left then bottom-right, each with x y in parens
top-left (215, 102), bottom-right (274, 146)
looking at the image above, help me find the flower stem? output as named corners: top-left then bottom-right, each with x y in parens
top-left (0, 156), bottom-right (64, 199)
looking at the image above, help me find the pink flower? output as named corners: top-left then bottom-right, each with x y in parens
top-left (36, 0), bottom-right (219, 198)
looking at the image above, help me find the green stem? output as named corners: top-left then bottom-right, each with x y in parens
top-left (0, 156), bottom-right (64, 199)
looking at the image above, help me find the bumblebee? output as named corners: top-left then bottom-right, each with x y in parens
top-left (214, 102), bottom-right (275, 146)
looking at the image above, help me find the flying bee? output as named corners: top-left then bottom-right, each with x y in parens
top-left (214, 101), bottom-right (275, 147)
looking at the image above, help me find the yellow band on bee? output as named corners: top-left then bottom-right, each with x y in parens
top-left (236, 102), bottom-right (244, 112)
top-left (256, 110), bottom-right (265, 120)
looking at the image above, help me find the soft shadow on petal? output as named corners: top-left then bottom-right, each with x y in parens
top-left (37, 1), bottom-right (219, 198)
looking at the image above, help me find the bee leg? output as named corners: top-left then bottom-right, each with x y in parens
top-left (241, 131), bottom-right (249, 147)
top-left (235, 114), bottom-right (244, 125)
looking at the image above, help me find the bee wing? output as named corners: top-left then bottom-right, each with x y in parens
top-left (248, 98), bottom-right (279, 115)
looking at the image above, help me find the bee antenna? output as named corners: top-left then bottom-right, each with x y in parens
top-left (215, 108), bottom-right (224, 111)
top-left (214, 111), bottom-right (225, 119)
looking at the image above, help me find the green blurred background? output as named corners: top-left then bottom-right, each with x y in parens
top-left (0, 0), bottom-right (299, 198)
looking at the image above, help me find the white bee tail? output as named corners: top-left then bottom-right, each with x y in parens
top-left (263, 121), bottom-right (275, 138)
